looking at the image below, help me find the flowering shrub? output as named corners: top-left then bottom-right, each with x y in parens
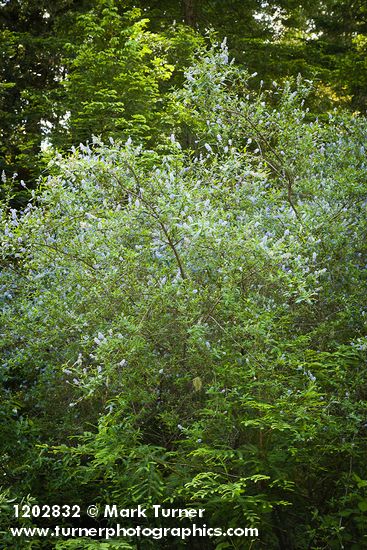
top-left (1, 45), bottom-right (367, 548)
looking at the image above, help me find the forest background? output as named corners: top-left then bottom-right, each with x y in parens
top-left (1, 1), bottom-right (367, 549)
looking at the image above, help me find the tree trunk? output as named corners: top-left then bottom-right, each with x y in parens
top-left (182, 0), bottom-right (196, 27)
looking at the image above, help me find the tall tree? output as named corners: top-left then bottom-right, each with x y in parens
top-left (182, 0), bottom-right (196, 26)
top-left (1, 0), bottom-right (366, 204)
top-left (53, 2), bottom-right (176, 149)
top-left (0, 0), bottom-right (92, 200)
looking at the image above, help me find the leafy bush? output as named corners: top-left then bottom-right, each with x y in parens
top-left (1, 44), bottom-right (367, 549)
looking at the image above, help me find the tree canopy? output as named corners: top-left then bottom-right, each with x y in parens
top-left (1, 0), bottom-right (367, 200)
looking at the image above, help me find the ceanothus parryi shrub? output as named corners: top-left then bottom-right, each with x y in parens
top-left (1, 44), bottom-right (367, 549)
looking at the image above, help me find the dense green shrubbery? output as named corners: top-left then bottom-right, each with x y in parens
top-left (1, 45), bottom-right (367, 549)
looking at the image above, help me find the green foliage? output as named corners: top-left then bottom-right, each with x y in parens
top-left (2, 0), bottom-right (367, 207)
top-left (0, 6), bottom-right (59, 198)
top-left (134, 0), bottom-right (367, 109)
top-left (56, 3), bottom-right (175, 147)
top-left (1, 45), bottom-right (367, 548)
